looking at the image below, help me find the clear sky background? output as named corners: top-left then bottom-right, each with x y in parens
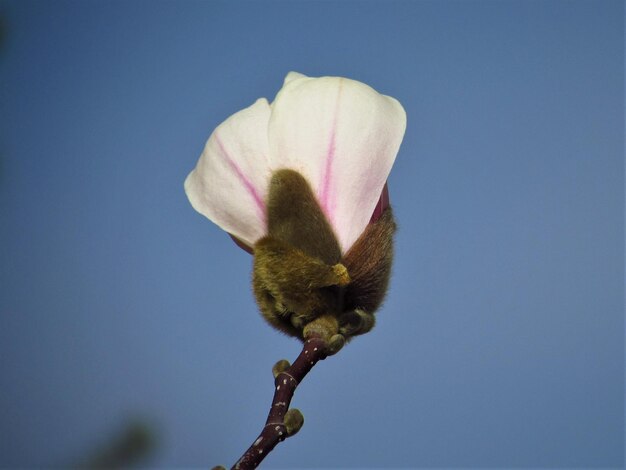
top-left (0, 0), bottom-right (623, 468)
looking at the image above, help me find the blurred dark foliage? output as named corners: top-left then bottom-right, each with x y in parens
top-left (76, 420), bottom-right (158, 469)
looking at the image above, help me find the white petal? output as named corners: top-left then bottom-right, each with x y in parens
top-left (268, 74), bottom-right (406, 253)
top-left (283, 71), bottom-right (307, 85)
top-left (184, 98), bottom-right (272, 247)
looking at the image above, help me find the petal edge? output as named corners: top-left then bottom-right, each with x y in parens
top-left (185, 98), bottom-right (272, 247)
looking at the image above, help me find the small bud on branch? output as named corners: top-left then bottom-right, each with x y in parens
top-left (230, 334), bottom-right (330, 469)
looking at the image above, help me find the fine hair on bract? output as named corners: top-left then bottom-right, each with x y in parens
top-left (253, 169), bottom-right (396, 348)
top-left (184, 72), bottom-right (406, 351)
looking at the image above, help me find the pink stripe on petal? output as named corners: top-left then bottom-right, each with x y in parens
top-left (214, 132), bottom-right (266, 222)
top-left (318, 79), bottom-right (343, 225)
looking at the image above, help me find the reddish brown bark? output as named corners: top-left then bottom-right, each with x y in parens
top-left (230, 336), bottom-right (329, 469)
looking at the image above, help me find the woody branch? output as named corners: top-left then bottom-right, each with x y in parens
top-left (229, 335), bottom-right (330, 469)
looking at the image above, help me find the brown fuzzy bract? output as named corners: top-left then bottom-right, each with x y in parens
top-left (253, 169), bottom-right (396, 342)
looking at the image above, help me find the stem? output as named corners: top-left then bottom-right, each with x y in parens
top-left (231, 336), bottom-right (329, 469)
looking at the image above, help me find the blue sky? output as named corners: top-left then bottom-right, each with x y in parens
top-left (0, 0), bottom-right (623, 468)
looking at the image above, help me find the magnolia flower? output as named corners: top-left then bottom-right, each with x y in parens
top-left (185, 72), bottom-right (406, 346)
top-left (185, 71), bottom-right (405, 254)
